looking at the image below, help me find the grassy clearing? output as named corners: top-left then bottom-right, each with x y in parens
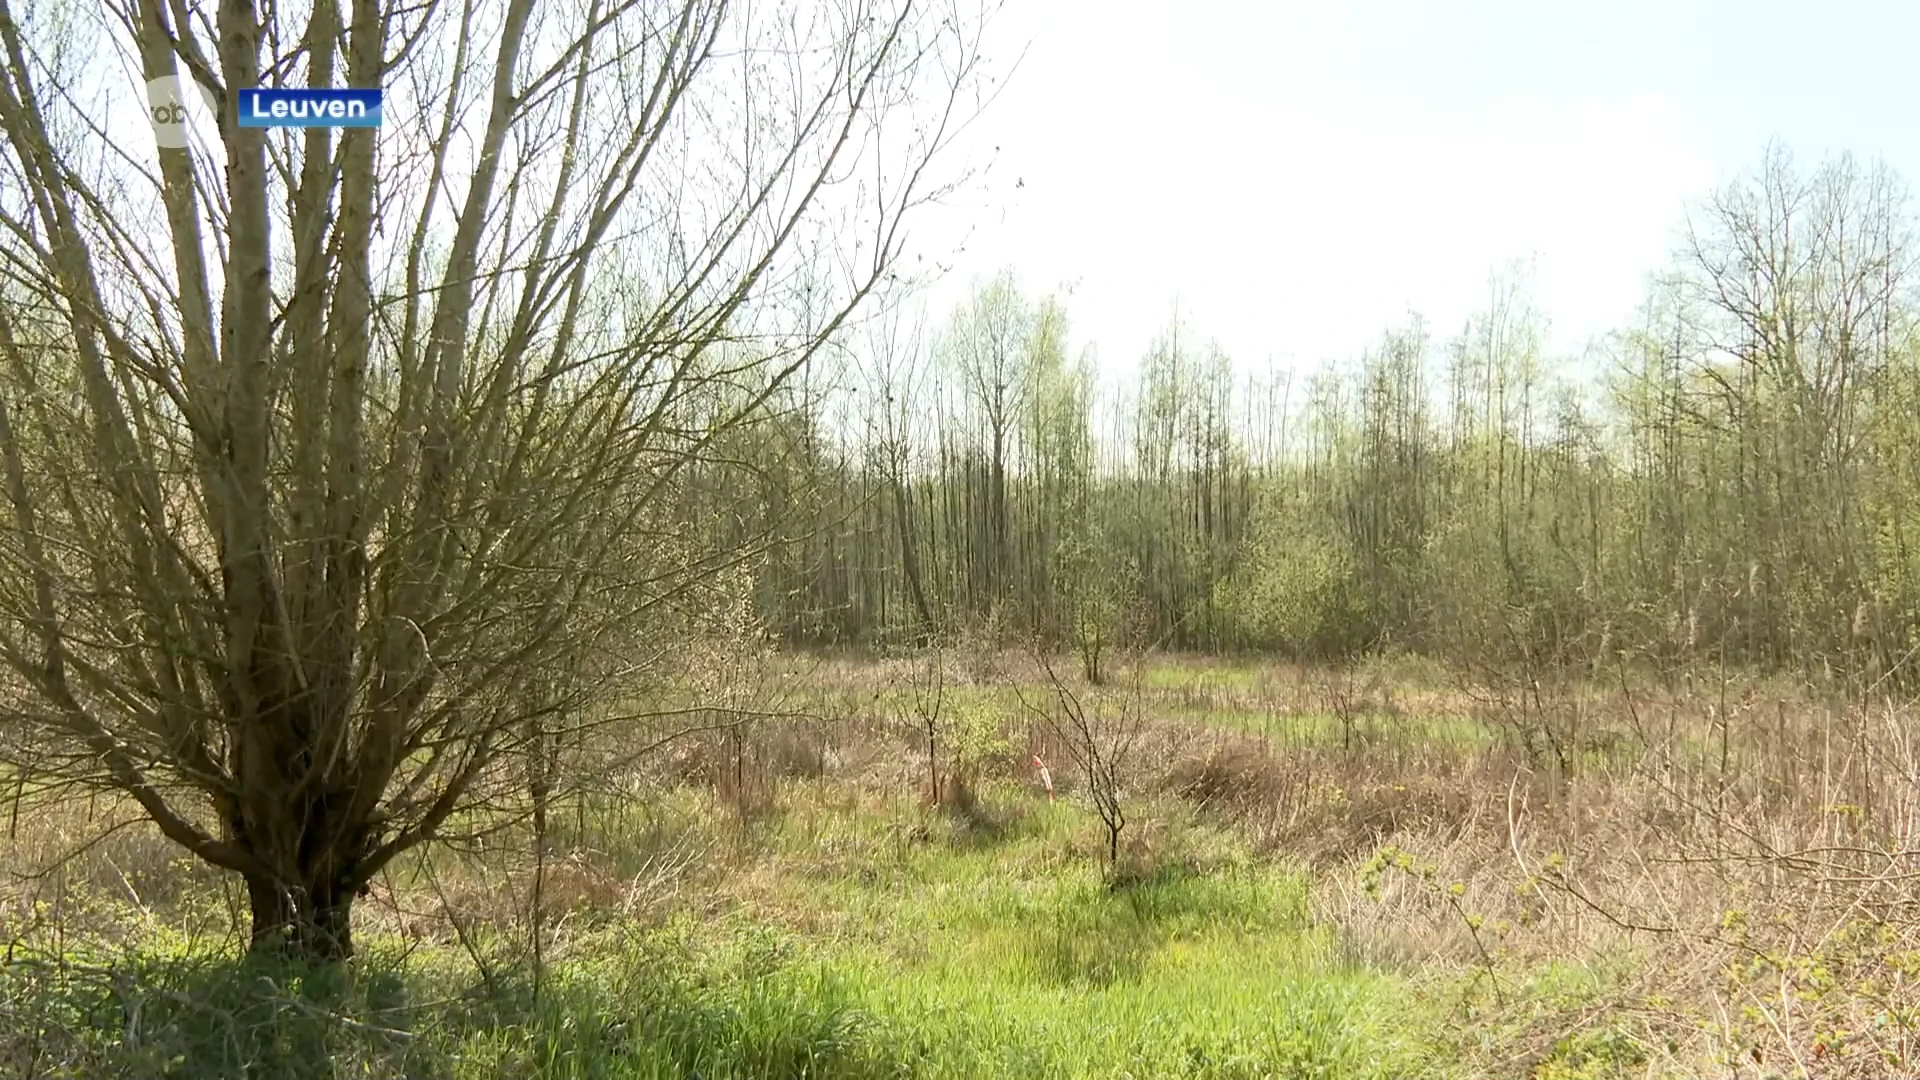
top-left (10, 654), bottom-right (1918, 1078)
top-left (750, 786), bottom-right (1439, 1078)
top-left (2, 782), bottom-right (1447, 1079)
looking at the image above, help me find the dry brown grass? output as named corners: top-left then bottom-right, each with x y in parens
top-left (1172, 670), bottom-right (1920, 1079)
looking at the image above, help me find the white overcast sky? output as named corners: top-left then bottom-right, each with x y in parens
top-left (912, 0), bottom-right (1920, 377)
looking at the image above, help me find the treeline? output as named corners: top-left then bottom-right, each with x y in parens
top-left (689, 148), bottom-right (1920, 685)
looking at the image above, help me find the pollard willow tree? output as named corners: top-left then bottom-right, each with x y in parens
top-left (0, 0), bottom-right (992, 959)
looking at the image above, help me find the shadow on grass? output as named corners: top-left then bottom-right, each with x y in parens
top-left (1, 944), bottom-right (415, 1080)
top-left (1010, 862), bottom-right (1310, 991)
top-left (938, 792), bottom-right (1021, 849)
top-left (0, 924), bottom-right (914, 1080)
top-left (900, 784), bottom-right (1043, 854)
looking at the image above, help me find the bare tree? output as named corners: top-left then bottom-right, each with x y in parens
top-left (1019, 649), bottom-right (1146, 873)
top-left (0, 0), bottom-right (994, 959)
top-left (943, 269), bottom-right (1035, 617)
top-left (859, 304), bottom-right (942, 641)
top-left (888, 642), bottom-right (949, 805)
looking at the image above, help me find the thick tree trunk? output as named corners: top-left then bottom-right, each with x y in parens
top-left (246, 870), bottom-right (357, 962)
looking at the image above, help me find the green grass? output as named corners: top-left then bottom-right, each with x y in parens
top-left (1141, 659), bottom-right (1269, 692)
top-left (722, 786), bottom-right (1444, 1078)
top-left (831, 869), bottom-right (1432, 1079)
top-left (1179, 704), bottom-right (1491, 749)
top-left (3, 784), bottom-right (1454, 1079)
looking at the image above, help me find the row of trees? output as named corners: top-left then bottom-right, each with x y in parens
top-left (737, 148), bottom-right (1920, 688)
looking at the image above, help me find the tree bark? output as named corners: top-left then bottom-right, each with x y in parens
top-left (246, 869), bottom-right (357, 962)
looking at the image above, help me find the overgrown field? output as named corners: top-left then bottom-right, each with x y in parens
top-left (6, 653), bottom-right (1920, 1079)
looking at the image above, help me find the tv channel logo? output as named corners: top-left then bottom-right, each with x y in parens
top-left (145, 75), bottom-right (217, 150)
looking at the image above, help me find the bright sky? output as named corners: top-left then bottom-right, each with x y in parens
top-left (918, 0), bottom-right (1920, 378)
